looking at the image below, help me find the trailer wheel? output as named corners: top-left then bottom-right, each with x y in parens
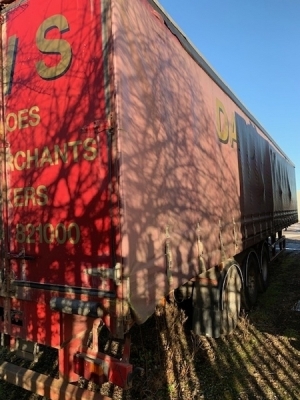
top-left (220, 264), bottom-right (242, 335)
top-left (242, 250), bottom-right (259, 310)
top-left (259, 244), bottom-right (270, 292)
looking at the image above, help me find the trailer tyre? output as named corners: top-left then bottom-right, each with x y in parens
top-left (259, 244), bottom-right (270, 292)
top-left (220, 264), bottom-right (242, 335)
top-left (242, 250), bottom-right (259, 310)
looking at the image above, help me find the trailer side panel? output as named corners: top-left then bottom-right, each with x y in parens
top-left (112, 0), bottom-right (297, 323)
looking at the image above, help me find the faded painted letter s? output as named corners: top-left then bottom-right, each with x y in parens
top-left (36, 14), bottom-right (72, 80)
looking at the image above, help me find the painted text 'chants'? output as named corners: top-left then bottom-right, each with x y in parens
top-left (7, 138), bottom-right (97, 171)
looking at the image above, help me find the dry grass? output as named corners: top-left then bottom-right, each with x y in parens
top-left (120, 240), bottom-right (300, 400)
top-left (121, 299), bottom-right (300, 400)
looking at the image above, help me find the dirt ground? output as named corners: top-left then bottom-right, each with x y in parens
top-left (0, 223), bottom-right (300, 399)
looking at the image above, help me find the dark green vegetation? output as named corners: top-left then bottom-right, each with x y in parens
top-left (0, 237), bottom-right (300, 399)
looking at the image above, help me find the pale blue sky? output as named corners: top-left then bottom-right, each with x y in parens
top-left (158, 0), bottom-right (300, 189)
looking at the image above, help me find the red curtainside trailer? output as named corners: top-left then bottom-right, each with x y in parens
top-left (0, 0), bottom-right (298, 397)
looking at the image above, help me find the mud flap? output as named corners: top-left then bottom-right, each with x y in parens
top-left (192, 261), bottom-right (242, 338)
top-left (192, 274), bottom-right (221, 338)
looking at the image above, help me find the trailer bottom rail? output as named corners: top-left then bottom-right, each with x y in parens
top-left (0, 361), bottom-right (111, 400)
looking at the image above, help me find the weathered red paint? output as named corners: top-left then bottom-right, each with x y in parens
top-left (4, 0), bottom-right (111, 285)
top-left (0, 0), bottom-right (129, 391)
top-left (1, 0), bottom-right (118, 334)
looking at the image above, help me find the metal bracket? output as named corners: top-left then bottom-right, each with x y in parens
top-left (196, 222), bottom-right (203, 256)
top-left (165, 226), bottom-right (173, 284)
top-left (85, 263), bottom-right (122, 286)
top-left (7, 251), bottom-right (35, 260)
top-left (233, 218), bottom-right (238, 252)
top-left (219, 219), bottom-right (227, 261)
top-left (114, 263), bottom-right (121, 286)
